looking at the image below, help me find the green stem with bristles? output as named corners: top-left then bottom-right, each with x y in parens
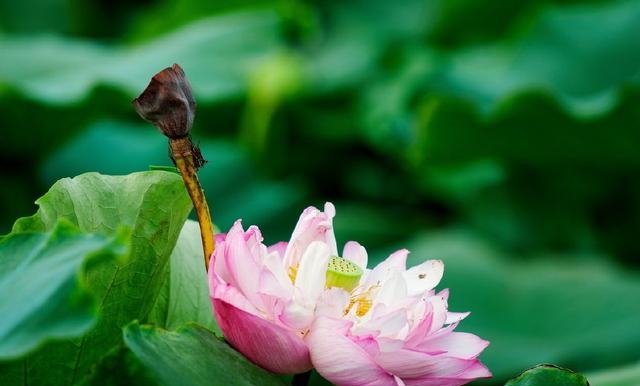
top-left (171, 137), bottom-right (215, 270)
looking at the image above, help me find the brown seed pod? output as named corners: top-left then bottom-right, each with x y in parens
top-left (133, 63), bottom-right (196, 139)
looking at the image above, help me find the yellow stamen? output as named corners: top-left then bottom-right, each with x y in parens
top-left (288, 264), bottom-right (299, 283)
top-left (343, 284), bottom-right (379, 317)
top-left (356, 297), bottom-right (373, 317)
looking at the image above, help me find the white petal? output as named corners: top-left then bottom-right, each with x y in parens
top-left (446, 311), bottom-right (470, 324)
top-left (406, 300), bottom-right (427, 326)
top-left (403, 260), bottom-right (444, 296)
top-left (426, 293), bottom-right (448, 333)
top-left (283, 203), bottom-right (337, 268)
top-left (343, 241), bottom-right (368, 269)
top-left (323, 202), bottom-right (338, 254)
top-left (316, 287), bottom-right (351, 318)
top-left (375, 269), bottom-right (407, 307)
top-left (258, 267), bottom-right (290, 301)
top-left (294, 241), bottom-right (331, 301)
top-left (377, 337), bottom-right (405, 353)
top-left (365, 306), bottom-right (408, 339)
top-left (365, 249), bottom-right (408, 286)
top-left (280, 300), bottom-right (314, 330)
top-left (386, 249), bottom-right (408, 269)
top-left (262, 251), bottom-right (293, 292)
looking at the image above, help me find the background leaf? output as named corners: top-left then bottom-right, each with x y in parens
top-left (433, 0), bottom-right (640, 117)
top-left (504, 365), bottom-right (589, 386)
top-left (123, 322), bottom-right (287, 386)
top-left (2, 171), bottom-right (192, 386)
top-left (586, 361), bottom-right (640, 386)
top-left (0, 220), bottom-right (127, 360)
top-left (398, 229), bottom-right (640, 380)
top-left (77, 345), bottom-right (159, 386)
top-left (0, 11), bottom-right (281, 105)
top-left (39, 120), bottom-right (306, 240)
top-left (148, 220), bottom-right (219, 334)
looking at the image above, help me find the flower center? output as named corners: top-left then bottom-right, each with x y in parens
top-left (346, 294), bottom-right (371, 317)
top-left (325, 256), bottom-right (363, 292)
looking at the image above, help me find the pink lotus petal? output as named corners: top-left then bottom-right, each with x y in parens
top-left (244, 225), bottom-right (265, 254)
top-left (438, 288), bottom-right (450, 301)
top-left (351, 334), bottom-right (380, 357)
top-left (419, 321), bottom-right (463, 343)
top-left (210, 220), bottom-right (245, 283)
top-left (365, 249), bottom-right (409, 287)
top-left (376, 348), bottom-right (491, 380)
top-left (394, 375), bottom-right (406, 386)
top-left (307, 317), bottom-right (396, 386)
top-left (284, 203), bottom-right (338, 268)
top-left (405, 304), bottom-right (434, 346)
top-left (445, 312), bottom-right (470, 324)
top-left (262, 250), bottom-right (293, 294)
top-left (214, 232), bottom-right (227, 245)
top-left (268, 241), bottom-right (288, 257)
top-left (355, 304), bottom-right (409, 339)
top-left (223, 228), bottom-right (265, 310)
top-left (211, 281), bottom-right (260, 317)
top-left (343, 241), bottom-right (368, 268)
top-left (386, 249), bottom-right (409, 270)
top-left (316, 287), bottom-right (351, 318)
top-left (416, 332), bottom-right (490, 359)
top-left (212, 299), bottom-right (312, 374)
top-left (426, 294), bottom-right (449, 334)
top-left (402, 361), bottom-right (492, 386)
top-left (279, 300), bottom-right (314, 331)
top-left (375, 336), bottom-right (406, 353)
top-left (257, 270), bottom-right (290, 316)
top-left (372, 309), bottom-right (409, 339)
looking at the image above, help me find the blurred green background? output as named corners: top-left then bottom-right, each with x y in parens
top-left (1, 0), bottom-right (640, 384)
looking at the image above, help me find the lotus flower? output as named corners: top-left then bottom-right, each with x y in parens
top-left (308, 250), bottom-right (491, 386)
top-left (209, 203), bottom-right (490, 385)
top-left (208, 203), bottom-right (338, 374)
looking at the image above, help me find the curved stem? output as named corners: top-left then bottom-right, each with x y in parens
top-left (171, 138), bottom-right (215, 270)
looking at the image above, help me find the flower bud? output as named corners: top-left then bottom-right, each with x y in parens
top-left (133, 63), bottom-right (196, 139)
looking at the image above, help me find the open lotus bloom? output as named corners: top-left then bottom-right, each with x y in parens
top-left (209, 203), bottom-right (491, 385)
top-left (208, 203), bottom-right (338, 374)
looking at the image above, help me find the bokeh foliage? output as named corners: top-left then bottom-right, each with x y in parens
top-left (1, 0), bottom-right (640, 385)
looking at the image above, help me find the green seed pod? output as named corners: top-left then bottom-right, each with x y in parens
top-left (325, 256), bottom-right (363, 292)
